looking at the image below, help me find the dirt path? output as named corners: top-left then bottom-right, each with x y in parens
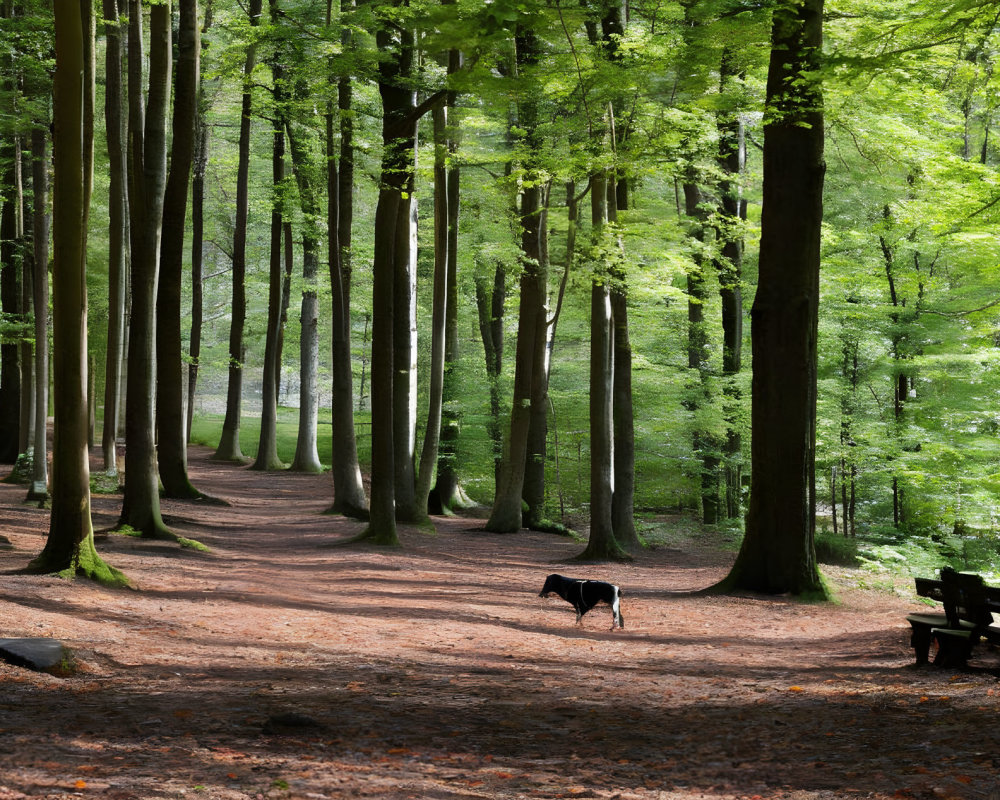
top-left (1, 447), bottom-right (998, 800)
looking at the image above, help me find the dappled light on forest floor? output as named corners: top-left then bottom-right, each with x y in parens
top-left (2, 447), bottom-right (999, 800)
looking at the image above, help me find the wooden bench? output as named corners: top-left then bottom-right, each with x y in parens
top-left (907, 569), bottom-right (1000, 668)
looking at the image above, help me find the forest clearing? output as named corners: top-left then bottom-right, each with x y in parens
top-left (2, 447), bottom-right (999, 800)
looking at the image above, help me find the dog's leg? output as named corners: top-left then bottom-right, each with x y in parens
top-left (610, 591), bottom-right (623, 630)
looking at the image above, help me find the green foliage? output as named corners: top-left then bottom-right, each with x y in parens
top-left (814, 531), bottom-right (861, 567)
top-left (11, 0), bottom-right (994, 564)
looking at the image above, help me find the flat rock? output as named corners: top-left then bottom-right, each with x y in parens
top-left (0, 638), bottom-right (70, 673)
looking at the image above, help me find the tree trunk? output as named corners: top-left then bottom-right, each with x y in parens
top-left (432, 42), bottom-right (471, 514)
top-left (32, 0), bottom-right (124, 585)
top-left (522, 184), bottom-right (551, 531)
top-left (415, 104), bottom-right (450, 518)
top-left (121, 0), bottom-right (173, 540)
top-left (251, 119), bottom-right (287, 472)
top-left (214, 0), bottom-right (263, 463)
top-left (358, 14), bottom-right (417, 546)
top-left (27, 126), bottom-right (49, 502)
top-left (276, 43), bottom-right (324, 474)
top-left (475, 264), bottom-right (505, 491)
top-left (609, 186), bottom-right (639, 552)
top-left (101, 0), bottom-right (128, 476)
top-left (578, 169), bottom-right (629, 561)
top-left (0, 158), bottom-right (20, 465)
top-left (716, 56), bottom-right (746, 520)
top-left (187, 3), bottom-right (212, 441)
top-left (157, 0), bottom-right (202, 499)
top-left (19, 150), bottom-right (34, 464)
top-left (486, 26), bottom-right (544, 533)
top-left (365, 177), bottom-right (402, 545)
top-left (393, 140), bottom-right (419, 522)
top-left (719, 0), bottom-right (826, 597)
top-left (325, 0), bottom-right (368, 517)
top-left (684, 177), bottom-right (721, 525)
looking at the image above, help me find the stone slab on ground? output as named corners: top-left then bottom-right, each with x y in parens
top-left (0, 638), bottom-right (69, 673)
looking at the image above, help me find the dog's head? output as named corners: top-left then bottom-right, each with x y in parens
top-left (539, 573), bottom-right (563, 598)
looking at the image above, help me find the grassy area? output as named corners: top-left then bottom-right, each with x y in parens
top-left (187, 409), bottom-right (1000, 584)
top-left (188, 407), bottom-right (373, 470)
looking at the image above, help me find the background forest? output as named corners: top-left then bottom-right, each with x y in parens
top-left (3, 0), bottom-right (1000, 576)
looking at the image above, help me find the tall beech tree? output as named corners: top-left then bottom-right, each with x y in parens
top-left (485, 23), bottom-right (548, 534)
top-left (326, 0), bottom-right (368, 517)
top-left (31, 0), bottom-right (124, 584)
top-left (431, 31), bottom-right (472, 515)
top-left (27, 124), bottom-right (48, 502)
top-left (101, 0), bottom-right (128, 477)
top-left (359, 3), bottom-right (417, 545)
top-left (157, 0), bottom-right (203, 498)
top-left (120, 0), bottom-right (174, 539)
top-left (251, 112), bottom-right (287, 473)
top-left (187, 0), bottom-right (213, 441)
top-left (414, 103), bottom-right (451, 517)
top-left (280, 56), bottom-right (324, 475)
top-left (0, 120), bottom-right (20, 464)
top-left (390, 30), bottom-right (420, 525)
top-left (715, 51), bottom-right (747, 521)
top-left (718, 0), bottom-right (827, 596)
top-left (214, 0), bottom-right (263, 463)
top-left (578, 164), bottom-right (631, 561)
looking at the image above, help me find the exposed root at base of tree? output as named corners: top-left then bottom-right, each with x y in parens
top-left (572, 544), bottom-right (634, 563)
top-left (323, 501), bottom-right (371, 522)
top-left (23, 537), bottom-right (130, 589)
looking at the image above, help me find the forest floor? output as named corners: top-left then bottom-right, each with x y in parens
top-left (1, 447), bottom-right (999, 800)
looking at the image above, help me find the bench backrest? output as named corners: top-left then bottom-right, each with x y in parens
top-left (940, 568), bottom-right (995, 627)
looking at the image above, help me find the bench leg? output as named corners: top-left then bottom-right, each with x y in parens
top-left (909, 623), bottom-right (933, 665)
top-left (932, 632), bottom-right (975, 669)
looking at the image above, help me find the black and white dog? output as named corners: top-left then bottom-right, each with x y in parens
top-left (539, 573), bottom-right (624, 630)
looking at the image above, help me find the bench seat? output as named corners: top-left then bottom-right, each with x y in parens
top-left (906, 613), bottom-right (975, 665)
top-left (931, 624), bottom-right (1000, 668)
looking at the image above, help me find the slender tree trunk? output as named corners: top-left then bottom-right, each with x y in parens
top-left (718, 0), bottom-right (826, 597)
top-left (475, 264), bottom-right (505, 490)
top-left (393, 130), bottom-right (419, 522)
top-left (0, 160), bottom-right (20, 464)
top-left (609, 189), bottom-right (639, 552)
top-left (522, 183), bottom-right (551, 531)
top-left (187, 1), bottom-right (212, 440)
top-left (486, 26), bottom-right (544, 533)
top-left (157, 0), bottom-right (202, 498)
top-left (27, 126), bottom-right (49, 502)
top-left (281, 104), bottom-right (324, 473)
top-left (252, 118), bottom-right (287, 472)
top-left (578, 168), bottom-right (629, 561)
top-left (214, 0), bottom-right (263, 462)
top-left (290, 263), bottom-right (322, 472)
top-left (32, 1), bottom-right (124, 584)
top-left (101, 0), bottom-right (128, 476)
top-left (0, 4), bottom-right (22, 467)
top-left (325, 0), bottom-right (367, 517)
top-left (486, 184), bottom-right (544, 532)
top-left (18, 150), bottom-right (34, 465)
top-left (684, 177), bottom-right (721, 525)
top-left (415, 105), bottom-right (450, 517)
top-left (277, 219), bottom-right (294, 387)
top-left (432, 39), bottom-right (471, 514)
top-left (358, 14), bottom-right (417, 546)
top-left (121, 0), bottom-right (174, 540)
top-left (716, 58), bottom-right (746, 520)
